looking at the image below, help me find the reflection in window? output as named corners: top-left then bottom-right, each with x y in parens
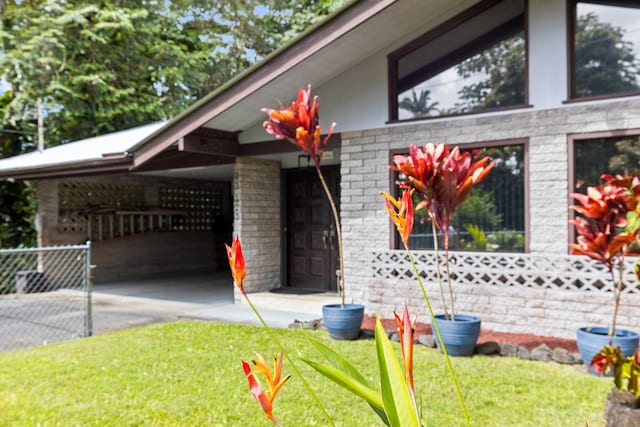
top-left (397, 144), bottom-right (526, 253)
top-left (398, 32), bottom-right (526, 119)
top-left (390, 0), bottom-right (527, 121)
top-left (572, 1), bottom-right (640, 99)
top-left (574, 134), bottom-right (640, 191)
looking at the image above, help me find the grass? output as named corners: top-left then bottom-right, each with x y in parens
top-left (0, 321), bottom-right (610, 426)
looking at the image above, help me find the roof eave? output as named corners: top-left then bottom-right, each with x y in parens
top-left (0, 157), bottom-right (134, 180)
top-left (128, 0), bottom-right (397, 166)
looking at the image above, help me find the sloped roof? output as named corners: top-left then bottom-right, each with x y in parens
top-left (0, 0), bottom-right (461, 179)
top-left (0, 122), bottom-right (166, 179)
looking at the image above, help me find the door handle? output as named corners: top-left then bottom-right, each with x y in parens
top-left (329, 225), bottom-right (336, 250)
top-left (322, 229), bottom-right (329, 249)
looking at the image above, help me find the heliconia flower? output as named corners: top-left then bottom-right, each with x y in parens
top-left (226, 236), bottom-right (246, 295)
top-left (242, 352), bottom-right (291, 426)
top-left (391, 143), bottom-right (494, 235)
top-left (394, 305), bottom-right (417, 391)
top-left (381, 189), bottom-right (414, 248)
top-left (262, 85), bottom-right (336, 167)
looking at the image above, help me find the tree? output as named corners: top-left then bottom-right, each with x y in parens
top-left (0, 0), bottom-right (344, 145)
top-left (0, 91), bottom-right (36, 248)
top-left (574, 12), bottom-right (639, 98)
top-left (398, 88), bottom-right (440, 117)
top-left (455, 33), bottom-right (525, 112)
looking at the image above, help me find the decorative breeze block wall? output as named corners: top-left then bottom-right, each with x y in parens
top-left (340, 98), bottom-right (640, 338)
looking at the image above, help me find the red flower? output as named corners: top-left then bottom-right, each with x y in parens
top-left (242, 352), bottom-right (290, 426)
top-left (570, 174), bottom-right (640, 272)
top-left (391, 143), bottom-right (494, 234)
top-left (225, 236), bottom-right (246, 295)
top-left (381, 189), bottom-right (414, 248)
top-left (262, 85), bottom-right (335, 167)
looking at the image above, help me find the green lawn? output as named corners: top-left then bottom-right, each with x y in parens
top-left (0, 321), bottom-right (610, 426)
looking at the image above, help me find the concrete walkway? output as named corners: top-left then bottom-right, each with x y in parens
top-left (92, 272), bottom-right (340, 332)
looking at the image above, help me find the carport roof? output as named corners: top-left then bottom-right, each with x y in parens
top-left (0, 122), bottom-right (167, 179)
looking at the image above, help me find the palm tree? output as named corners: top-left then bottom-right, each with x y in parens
top-left (399, 89), bottom-right (440, 117)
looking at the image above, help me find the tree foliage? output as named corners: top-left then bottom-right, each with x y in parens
top-left (0, 0), bottom-right (344, 145)
top-left (455, 33), bottom-right (525, 112)
top-left (574, 12), bottom-right (639, 98)
top-left (0, 91), bottom-right (36, 248)
top-left (398, 89), bottom-right (439, 117)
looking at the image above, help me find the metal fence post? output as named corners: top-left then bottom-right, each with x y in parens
top-left (85, 241), bottom-right (93, 337)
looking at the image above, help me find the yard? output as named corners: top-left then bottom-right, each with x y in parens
top-left (0, 321), bottom-right (610, 426)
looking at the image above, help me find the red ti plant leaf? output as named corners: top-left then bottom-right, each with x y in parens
top-left (391, 143), bottom-right (494, 236)
top-left (262, 85), bottom-right (335, 168)
top-left (569, 174), bottom-right (640, 272)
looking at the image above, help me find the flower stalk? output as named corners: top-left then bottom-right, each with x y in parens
top-left (227, 236), bottom-right (335, 426)
top-left (262, 85), bottom-right (346, 307)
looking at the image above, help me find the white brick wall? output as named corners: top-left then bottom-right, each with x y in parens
top-left (341, 99), bottom-right (640, 338)
top-left (233, 157), bottom-right (281, 299)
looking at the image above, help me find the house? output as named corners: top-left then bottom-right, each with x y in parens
top-left (0, 0), bottom-right (639, 338)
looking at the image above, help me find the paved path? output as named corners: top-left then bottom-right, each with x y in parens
top-left (1, 289), bottom-right (338, 352)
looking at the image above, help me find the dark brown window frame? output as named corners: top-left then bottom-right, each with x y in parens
top-left (387, 0), bottom-right (530, 123)
top-left (567, 128), bottom-right (640, 246)
top-left (388, 137), bottom-right (530, 253)
top-left (566, 0), bottom-right (640, 102)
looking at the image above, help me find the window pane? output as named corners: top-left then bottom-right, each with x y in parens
top-left (403, 145), bottom-right (525, 252)
top-left (398, 32), bottom-right (525, 119)
top-left (574, 2), bottom-right (640, 98)
top-left (574, 134), bottom-right (640, 190)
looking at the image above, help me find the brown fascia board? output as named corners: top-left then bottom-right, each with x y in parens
top-left (128, 0), bottom-right (395, 170)
top-left (0, 157), bottom-right (133, 181)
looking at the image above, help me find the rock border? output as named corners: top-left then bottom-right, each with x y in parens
top-left (289, 320), bottom-right (583, 366)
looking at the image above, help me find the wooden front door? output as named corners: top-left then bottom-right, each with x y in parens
top-left (285, 167), bottom-right (340, 291)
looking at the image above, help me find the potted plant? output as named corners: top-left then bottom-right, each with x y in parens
top-left (591, 345), bottom-right (640, 426)
top-left (390, 144), bottom-right (494, 356)
top-left (570, 173), bottom-right (640, 373)
top-left (262, 85), bottom-right (363, 340)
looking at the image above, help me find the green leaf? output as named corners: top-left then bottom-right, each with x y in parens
top-left (375, 317), bottom-right (419, 427)
top-left (307, 337), bottom-right (370, 386)
top-left (301, 358), bottom-right (389, 425)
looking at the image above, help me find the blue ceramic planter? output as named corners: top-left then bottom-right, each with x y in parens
top-left (434, 314), bottom-right (481, 357)
top-left (576, 326), bottom-right (639, 374)
top-left (322, 303), bottom-right (364, 340)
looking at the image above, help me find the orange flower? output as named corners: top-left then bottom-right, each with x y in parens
top-left (242, 352), bottom-right (291, 426)
top-left (225, 236), bottom-right (246, 295)
top-left (381, 189), bottom-right (414, 248)
top-left (394, 305), bottom-right (417, 392)
top-left (262, 85), bottom-right (335, 167)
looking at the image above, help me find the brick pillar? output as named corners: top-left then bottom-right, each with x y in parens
top-left (233, 157), bottom-right (281, 299)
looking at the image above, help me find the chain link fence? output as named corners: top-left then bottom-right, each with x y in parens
top-left (0, 243), bottom-right (91, 352)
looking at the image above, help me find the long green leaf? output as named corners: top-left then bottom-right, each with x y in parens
top-left (375, 317), bottom-right (419, 427)
top-left (307, 337), bottom-right (370, 386)
top-left (302, 359), bottom-right (387, 416)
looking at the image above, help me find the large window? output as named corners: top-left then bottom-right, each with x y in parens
top-left (569, 130), bottom-right (640, 244)
top-left (392, 141), bottom-right (528, 253)
top-left (569, 1), bottom-right (640, 100)
top-left (570, 130), bottom-right (640, 190)
top-left (388, 0), bottom-right (527, 121)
